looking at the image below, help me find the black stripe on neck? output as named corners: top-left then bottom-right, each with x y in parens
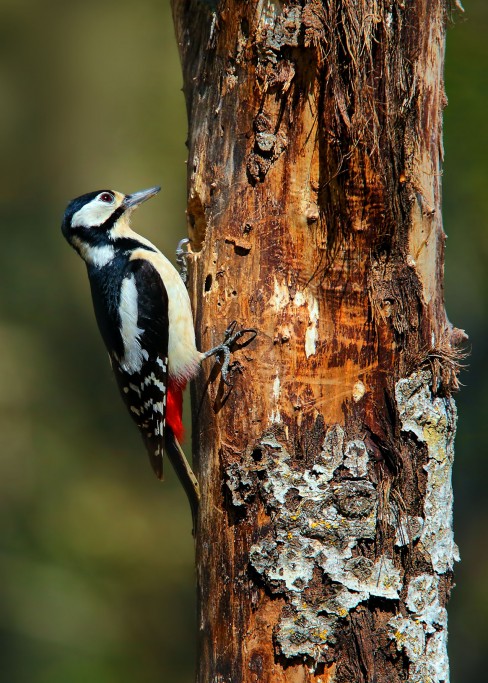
top-left (72, 227), bottom-right (157, 254)
top-left (112, 237), bottom-right (157, 253)
top-left (101, 205), bottom-right (126, 231)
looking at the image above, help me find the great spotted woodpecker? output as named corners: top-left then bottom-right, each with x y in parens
top-left (61, 186), bottom-right (254, 524)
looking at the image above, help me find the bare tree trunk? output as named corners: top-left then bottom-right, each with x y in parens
top-left (171, 2), bottom-right (465, 681)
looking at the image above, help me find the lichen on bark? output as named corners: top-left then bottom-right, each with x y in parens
top-left (171, 0), bottom-right (461, 681)
top-left (395, 370), bottom-right (459, 574)
top-left (386, 370), bottom-right (459, 683)
top-left (226, 366), bottom-right (458, 676)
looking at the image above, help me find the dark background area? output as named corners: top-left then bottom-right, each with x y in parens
top-left (0, 1), bottom-right (485, 681)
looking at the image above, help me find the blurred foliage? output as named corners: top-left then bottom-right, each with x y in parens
top-left (0, 1), bottom-right (195, 682)
top-left (444, 3), bottom-right (488, 681)
top-left (0, 0), bottom-right (485, 681)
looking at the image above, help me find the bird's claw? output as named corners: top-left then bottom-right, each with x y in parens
top-left (203, 322), bottom-right (257, 385)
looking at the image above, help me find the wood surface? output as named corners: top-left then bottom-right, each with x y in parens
top-left (171, 2), bottom-right (464, 681)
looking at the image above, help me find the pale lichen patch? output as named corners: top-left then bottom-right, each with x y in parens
top-left (324, 554), bottom-right (402, 601)
top-left (229, 366), bottom-right (458, 667)
top-left (276, 608), bottom-right (337, 661)
top-left (257, 3), bottom-right (302, 58)
top-left (395, 370), bottom-right (459, 573)
top-left (388, 574), bottom-right (449, 683)
top-left (238, 431), bottom-right (402, 661)
top-left (343, 439), bottom-right (369, 478)
top-left (388, 369), bottom-right (458, 681)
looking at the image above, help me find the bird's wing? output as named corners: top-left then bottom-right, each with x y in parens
top-left (110, 258), bottom-right (169, 479)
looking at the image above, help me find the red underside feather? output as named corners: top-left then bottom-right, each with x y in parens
top-left (166, 380), bottom-right (185, 442)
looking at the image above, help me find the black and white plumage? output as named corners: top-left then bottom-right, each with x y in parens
top-left (61, 186), bottom-right (256, 524)
top-left (61, 187), bottom-right (201, 518)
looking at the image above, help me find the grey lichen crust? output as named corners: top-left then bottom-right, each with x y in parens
top-left (395, 370), bottom-right (459, 574)
top-left (230, 425), bottom-right (395, 662)
top-left (388, 574), bottom-right (450, 683)
top-left (228, 371), bottom-right (458, 678)
top-left (387, 370), bottom-right (459, 682)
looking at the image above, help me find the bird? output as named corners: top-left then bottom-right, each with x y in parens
top-left (61, 186), bottom-right (254, 525)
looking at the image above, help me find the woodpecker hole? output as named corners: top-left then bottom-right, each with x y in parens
top-left (234, 244), bottom-right (251, 256)
top-left (204, 274), bottom-right (213, 292)
top-left (187, 190), bottom-right (206, 252)
top-left (241, 17), bottom-right (249, 38)
top-left (251, 448), bottom-right (263, 462)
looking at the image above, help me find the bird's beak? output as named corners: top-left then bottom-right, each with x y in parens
top-left (124, 186), bottom-right (161, 209)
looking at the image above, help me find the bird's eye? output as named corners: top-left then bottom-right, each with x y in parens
top-left (99, 192), bottom-right (114, 203)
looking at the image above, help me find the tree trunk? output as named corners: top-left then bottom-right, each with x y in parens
top-left (171, 2), bottom-right (465, 681)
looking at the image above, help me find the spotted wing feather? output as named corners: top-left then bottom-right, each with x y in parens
top-left (111, 258), bottom-right (169, 479)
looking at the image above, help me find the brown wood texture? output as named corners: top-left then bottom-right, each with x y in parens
top-left (171, 2), bottom-right (464, 682)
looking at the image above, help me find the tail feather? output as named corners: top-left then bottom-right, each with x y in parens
top-left (146, 442), bottom-right (164, 480)
top-left (165, 429), bottom-right (200, 532)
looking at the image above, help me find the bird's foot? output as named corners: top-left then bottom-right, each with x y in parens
top-left (202, 321), bottom-right (257, 384)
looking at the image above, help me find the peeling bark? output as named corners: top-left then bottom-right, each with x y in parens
top-left (171, 1), bottom-right (465, 681)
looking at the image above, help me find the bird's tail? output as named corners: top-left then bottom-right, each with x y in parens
top-left (165, 429), bottom-right (200, 533)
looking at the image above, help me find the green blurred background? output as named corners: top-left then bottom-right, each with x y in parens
top-left (0, 1), bottom-right (485, 681)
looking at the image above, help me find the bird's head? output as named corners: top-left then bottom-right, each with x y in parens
top-left (61, 186), bottom-right (160, 262)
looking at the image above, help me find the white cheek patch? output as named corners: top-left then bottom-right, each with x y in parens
top-left (71, 199), bottom-right (114, 228)
top-left (71, 238), bottom-right (115, 267)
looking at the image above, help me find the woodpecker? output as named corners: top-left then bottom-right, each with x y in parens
top-left (61, 186), bottom-right (254, 524)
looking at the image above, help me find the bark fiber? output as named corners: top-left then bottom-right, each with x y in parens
top-left (171, 1), bottom-right (464, 681)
